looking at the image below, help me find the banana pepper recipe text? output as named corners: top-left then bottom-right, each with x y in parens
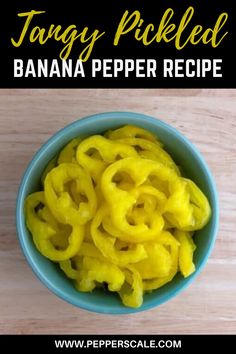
top-left (11, 6), bottom-right (228, 79)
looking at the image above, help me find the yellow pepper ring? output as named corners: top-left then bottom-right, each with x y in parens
top-left (57, 138), bottom-right (81, 165)
top-left (78, 256), bottom-right (125, 292)
top-left (101, 157), bottom-right (185, 237)
top-left (44, 163), bottom-right (97, 225)
top-left (91, 207), bottom-right (147, 266)
top-left (181, 178), bottom-right (211, 231)
top-left (102, 185), bottom-right (167, 242)
top-left (116, 137), bottom-right (180, 174)
top-left (143, 231), bottom-right (179, 291)
top-left (129, 185), bottom-right (167, 212)
top-left (59, 259), bottom-right (79, 279)
top-left (76, 135), bottom-right (138, 182)
top-left (105, 124), bottom-right (160, 144)
top-left (163, 177), bottom-right (211, 231)
top-left (37, 206), bottom-right (72, 250)
top-left (175, 229), bottom-right (196, 277)
top-left (126, 185), bottom-right (167, 235)
top-left (119, 266), bottom-right (143, 308)
top-left (134, 242), bottom-right (173, 279)
top-left (25, 192), bottom-right (84, 261)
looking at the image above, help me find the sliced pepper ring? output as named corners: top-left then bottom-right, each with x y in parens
top-left (101, 157), bottom-right (184, 238)
top-left (119, 266), bottom-right (143, 308)
top-left (134, 242), bottom-right (172, 279)
top-left (76, 256), bottom-right (125, 292)
top-left (174, 230), bottom-right (196, 277)
top-left (25, 192), bottom-right (84, 261)
top-left (102, 185), bottom-right (166, 242)
top-left (76, 135), bottom-right (138, 182)
top-left (91, 207), bottom-right (147, 266)
top-left (44, 163), bottom-right (97, 225)
top-left (181, 178), bottom-right (211, 231)
top-left (105, 125), bottom-right (160, 144)
top-left (59, 259), bottom-right (79, 279)
top-left (57, 138), bottom-right (81, 164)
top-left (116, 137), bottom-right (180, 174)
top-left (143, 231), bottom-right (179, 291)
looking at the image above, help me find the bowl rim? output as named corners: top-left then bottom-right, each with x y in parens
top-left (16, 111), bottom-right (219, 314)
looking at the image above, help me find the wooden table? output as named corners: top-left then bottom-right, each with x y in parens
top-left (0, 89), bottom-right (235, 334)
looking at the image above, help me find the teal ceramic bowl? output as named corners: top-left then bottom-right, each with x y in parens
top-left (16, 112), bottom-right (219, 314)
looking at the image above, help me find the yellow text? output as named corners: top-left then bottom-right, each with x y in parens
top-left (114, 7), bottom-right (228, 49)
top-left (11, 10), bottom-right (105, 61)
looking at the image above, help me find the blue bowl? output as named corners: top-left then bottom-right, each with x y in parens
top-left (16, 112), bottom-right (219, 314)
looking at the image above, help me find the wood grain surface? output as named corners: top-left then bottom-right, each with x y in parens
top-left (0, 89), bottom-right (235, 334)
